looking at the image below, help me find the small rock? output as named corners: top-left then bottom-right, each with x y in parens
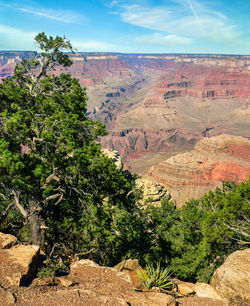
top-left (0, 232), bottom-right (17, 249)
top-left (194, 282), bottom-right (225, 301)
top-left (176, 280), bottom-right (196, 295)
top-left (114, 259), bottom-right (144, 289)
top-left (57, 276), bottom-right (75, 287)
top-left (141, 292), bottom-right (176, 306)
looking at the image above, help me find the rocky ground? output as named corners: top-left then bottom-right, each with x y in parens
top-left (0, 232), bottom-right (249, 305)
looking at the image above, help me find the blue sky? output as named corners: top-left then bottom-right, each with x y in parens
top-left (0, 0), bottom-right (250, 54)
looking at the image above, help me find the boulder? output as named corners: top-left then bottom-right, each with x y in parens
top-left (15, 287), bottom-right (176, 305)
top-left (114, 258), bottom-right (144, 289)
top-left (210, 248), bottom-right (250, 304)
top-left (176, 296), bottom-right (226, 305)
top-left (194, 283), bottom-right (225, 301)
top-left (69, 259), bottom-right (133, 292)
top-left (114, 258), bottom-right (142, 272)
top-left (0, 244), bottom-right (40, 288)
top-left (0, 232), bottom-right (17, 249)
top-left (176, 280), bottom-right (225, 302)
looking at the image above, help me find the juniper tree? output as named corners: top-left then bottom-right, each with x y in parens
top-left (0, 33), bottom-right (139, 256)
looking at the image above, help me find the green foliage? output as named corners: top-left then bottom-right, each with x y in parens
top-left (147, 179), bottom-right (250, 283)
top-left (37, 264), bottom-right (56, 280)
top-left (137, 262), bottom-right (173, 291)
top-left (0, 33), bottom-right (150, 267)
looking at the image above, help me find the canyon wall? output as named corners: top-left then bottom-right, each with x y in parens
top-left (1, 52), bottom-right (250, 175)
top-left (148, 134), bottom-right (250, 207)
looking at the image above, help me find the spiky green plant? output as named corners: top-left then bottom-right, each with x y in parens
top-left (137, 262), bottom-right (173, 291)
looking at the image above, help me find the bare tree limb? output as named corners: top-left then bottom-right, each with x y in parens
top-left (231, 237), bottom-right (250, 245)
top-left (12, 190), bottom-right (28, 218)
top-left (0, 201), bottom-right (15, 223)
top-left (224, 223), bottom-right (250, 239)
top-left (44, 193), bottom-right (62, 202)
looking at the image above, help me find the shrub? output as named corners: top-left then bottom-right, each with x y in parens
top-left (137, 262), bottom-right (173, 291)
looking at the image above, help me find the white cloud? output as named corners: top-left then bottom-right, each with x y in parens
top-left (72, 40), bottom-right (119, 52)
top-left (18, 7), bottom-right (86, 24)
top-left (111, 1), bottom-right (244, 48)
top-left (135, 33), bottom-right (193, 46)
top-left (119, 4), bottom-right (235, 40)
top-left (105, 0), bottom-right (122, 8)
top-left (0, 24), bottom-right (36, 49)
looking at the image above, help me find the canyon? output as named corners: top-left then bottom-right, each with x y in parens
top-left (1, 51), bottom-right (249, 204)
top-left (148, 134), bottom-right (250, 207)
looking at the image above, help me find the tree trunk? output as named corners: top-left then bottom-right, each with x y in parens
top-left (28, 198), bottom-right (45, 248)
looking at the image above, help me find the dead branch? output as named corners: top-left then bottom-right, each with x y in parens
top-left (55, 193), bottom-right (63, 205)
top-left (42, 173), bottom-right (60, 189)
top-left (0, 201), bottom-right (15, 223)
top-left (224, 223), bottom-right (250, 240)
top-left (74, 248), bottom-right (95, 260)
top-left (12, 190), bottom-right (28, 218)
top-left (231, 237), bottom-right (250, 245)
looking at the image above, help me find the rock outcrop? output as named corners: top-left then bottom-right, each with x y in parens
top-left (148, 134), bottom-right (250, 207)
top-left (210, 248), bottom-right (250, 304)
top-left (102, 148), bottom-right (123, 170)
top-left (136, 178), bottom-right (171, 206)
top-left (0, 233), bottom-right (40, 288)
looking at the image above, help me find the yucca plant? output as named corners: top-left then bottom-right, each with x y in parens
top-left (137, 262), bottom-right (173, 291)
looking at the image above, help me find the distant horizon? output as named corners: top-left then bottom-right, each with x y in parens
top-left (0, 0), bottom-right (250, 55)
top-left (1, 50), bottom-right (250, 57)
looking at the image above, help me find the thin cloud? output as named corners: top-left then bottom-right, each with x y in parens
top-left (135, 33), bottom-right (193, 46)
top-left (0, 24), bottom-right (36, 50)
top-left (72, 40), bottom-right (120, 52)
top-left (105, 0), bottom-right (123, 8)
top-left (111, 1), bottom-right (243, 48)
top-left (18, 7), bottom-right (86, 24)
top-left (186, 0), bottom-right (205, 36)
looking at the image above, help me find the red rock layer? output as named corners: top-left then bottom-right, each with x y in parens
top-left (101, 128), bottom-right (200, 161)
top-left (148, 134), bottom-right (250, 207)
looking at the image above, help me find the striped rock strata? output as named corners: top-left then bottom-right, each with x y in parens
top-left (148, 134), bottom-right (250, 207)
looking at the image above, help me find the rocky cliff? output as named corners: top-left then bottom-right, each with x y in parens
top-left (148, 134), bottom-right (250, 207)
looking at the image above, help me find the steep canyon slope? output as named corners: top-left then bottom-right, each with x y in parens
top-left (148, 134), bottom-right (250, 207)
top-left (1, 52), bottom-right (250, 177)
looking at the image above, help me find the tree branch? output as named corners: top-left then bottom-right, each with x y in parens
top-left (12, 190), bottom-right (28, 218)
top-left (0, 201), bottom-right (15, 223)
top-left (224, 223), bottom-right (250, 239)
